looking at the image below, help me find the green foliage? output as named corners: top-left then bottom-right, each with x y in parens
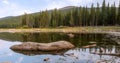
top-left (95, 3), bottom-right (100, 26)
top-left (90, 4), bottom-right (95, 26)
top-left (117, 2), bottom-right (120, 25)
top-left (21, 25), bottom-right (29, 28)
top-left (0, 0), bottom-right (120, 28)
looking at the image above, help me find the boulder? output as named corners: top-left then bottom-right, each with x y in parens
top-left (10, 41), bottom-right (75, 51)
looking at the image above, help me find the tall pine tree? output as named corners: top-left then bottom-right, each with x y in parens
top-left (117, 2), bottom-right (120, 25)
top-left (95, 3), bottom-right (100, 26)
top-left (101, 0), bottom-right (107, 26)
top-left (90, 4), bottom-right (95, 26)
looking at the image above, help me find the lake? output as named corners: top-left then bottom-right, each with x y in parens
top-left (0, 32), bottom-right (120, 63)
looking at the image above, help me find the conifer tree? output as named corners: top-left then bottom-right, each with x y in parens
top-left (90, 4), bottom-right (95, 26)
top-left (69, 11), bottom-right (74, 26)
top-left (21, 13), bottom-right (29, 27)
top-left (110, 2), bottom-right (116, 25)
top-left (39, 10), bottom-right (50, 28)
top-left (101, 0), bottom-right (107, 26)
top-left (95, 3), bottom-right (100, 26)
top-left (117, 2), bottom-right (120, 25)
top-left (20, 0), bottom-right (119, 28)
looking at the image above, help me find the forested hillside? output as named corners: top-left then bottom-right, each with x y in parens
top-left (0, 0), bottom-right (120, 28)
top-left (0, 6), bottom-right (75, 28)
top-left (0, 16), bottom-right (21, 28)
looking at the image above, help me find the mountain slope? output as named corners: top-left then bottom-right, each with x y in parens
top-left (0, 16), bottom-right (21, 28)
top-left (0, 6), bottom-right (77, 28)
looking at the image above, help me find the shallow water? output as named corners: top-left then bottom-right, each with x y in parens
top-left (0, 32), bottom-right (120, 63)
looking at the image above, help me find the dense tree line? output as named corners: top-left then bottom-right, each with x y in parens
top-left (21, 0), bottom-right (120, 28)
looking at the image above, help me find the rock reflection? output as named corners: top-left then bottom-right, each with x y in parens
top-left (11, 50), bottom-right (68, 56)
top-left (11, 45), bottom-right (120, 58)
top-left (0, 32), bottom-right (120, 63)
top-left (90, 46), bottom-right (120, 57)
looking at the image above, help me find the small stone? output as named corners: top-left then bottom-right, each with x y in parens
top-left (44, 58), bottom-right (50, 61)
top-left (67, 33), bottom-right (74, 38)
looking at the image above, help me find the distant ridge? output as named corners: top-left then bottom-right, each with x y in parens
top-left (0, 6), bottom-right (78, 28)
top-left (0, 16), bottom-right (14, 20)
top-left (59, 6), bottom-right (77, 10)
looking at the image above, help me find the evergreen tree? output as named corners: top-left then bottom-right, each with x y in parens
top-left (21, 14), bottom-right (26, 26)
top-left (58, 11), bottom-right (64, 26)
top-left (78, 7), bottom-right (82, 26)
top-left (113, 2), bottom-right (117, 25)
top-left (90, 4), bottom-right (95, 26)
top-left (85, 6), bottom-right (89, 26)
top-left (69, 11), bottom-right (74, 26)
top-left (63, 12), bottom-right (70, 26)
top-left (95, 3), bottom-right (100, 26)
top-left (72, 8), bottom-right (80, 26)
top-left (117, 2), bottom-right (120, 25)
top-left (28, 15), bottom-right (35, 28)
top-left (20, 1), bottom-right (119, 28)
top-left (21, 13), bottom-right (29, 27)
top-left (101, 0), bottom-right (107, 26)
top-left (110, 3), bottom-right (116, 25)
top-left (106, 3), bottom-right (111, 25)
top-left (50, 9), bottom-right (60, 27)
top-left (81, 7), bottom-right (86, 26)
top-left (34, 15), bottom-right (40, 28)
top-left (39, 10), bottom-right (50, 28)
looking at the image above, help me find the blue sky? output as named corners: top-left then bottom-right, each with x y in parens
top-left (0, 0), bottom-right (119, 18)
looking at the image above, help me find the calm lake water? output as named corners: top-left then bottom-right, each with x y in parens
top-left (0, 32), bottom-right (120, 63)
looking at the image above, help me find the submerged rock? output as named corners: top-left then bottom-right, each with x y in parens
top-left (10, 41), bottom-right (75, 51)
top-left (67, 33), bottom-right (74, 38)
top-left (43, 58), bottom-right (50, 61)
top-left (0, 61), bottom-right (11, 63)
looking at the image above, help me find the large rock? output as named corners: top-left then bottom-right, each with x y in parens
top-left (10, 41), bottom-right (75, 51)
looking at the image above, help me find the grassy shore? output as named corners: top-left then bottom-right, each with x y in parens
top-left (0, 26), bottom-right (120, 33)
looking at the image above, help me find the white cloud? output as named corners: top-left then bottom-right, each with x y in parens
top-left (0, 0), bottom-right (32, 18)
top-left (39, 1), bottom-right (63, 11)
top-left (15, 57), bottom-right (24, 63)
top-left (0, 0), bottom-right (119, 18)
top-left (9, 3), bottom-right (32, 15)
top-left (2, 0), bottom-right (9, 5)
top-left (65, 0), bottom-right (82, 6)
top-left (41, 0), bottom-right (82, 10)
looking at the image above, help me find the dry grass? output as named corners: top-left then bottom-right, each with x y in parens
top-left (0, 26), bottom-right (120, 33)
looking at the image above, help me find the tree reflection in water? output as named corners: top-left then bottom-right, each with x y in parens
top-left (0, 32), bottom-right (120, 63)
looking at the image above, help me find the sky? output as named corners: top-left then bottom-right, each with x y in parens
top-left (0, 0), bottom-right (119, 18)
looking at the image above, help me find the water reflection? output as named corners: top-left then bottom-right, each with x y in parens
top-left (0, 32), bottom-right (120, 63)
top-left (0, 32), bottom-right (119, 46)
top-left (12, 50), bottom-right (68, 56)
